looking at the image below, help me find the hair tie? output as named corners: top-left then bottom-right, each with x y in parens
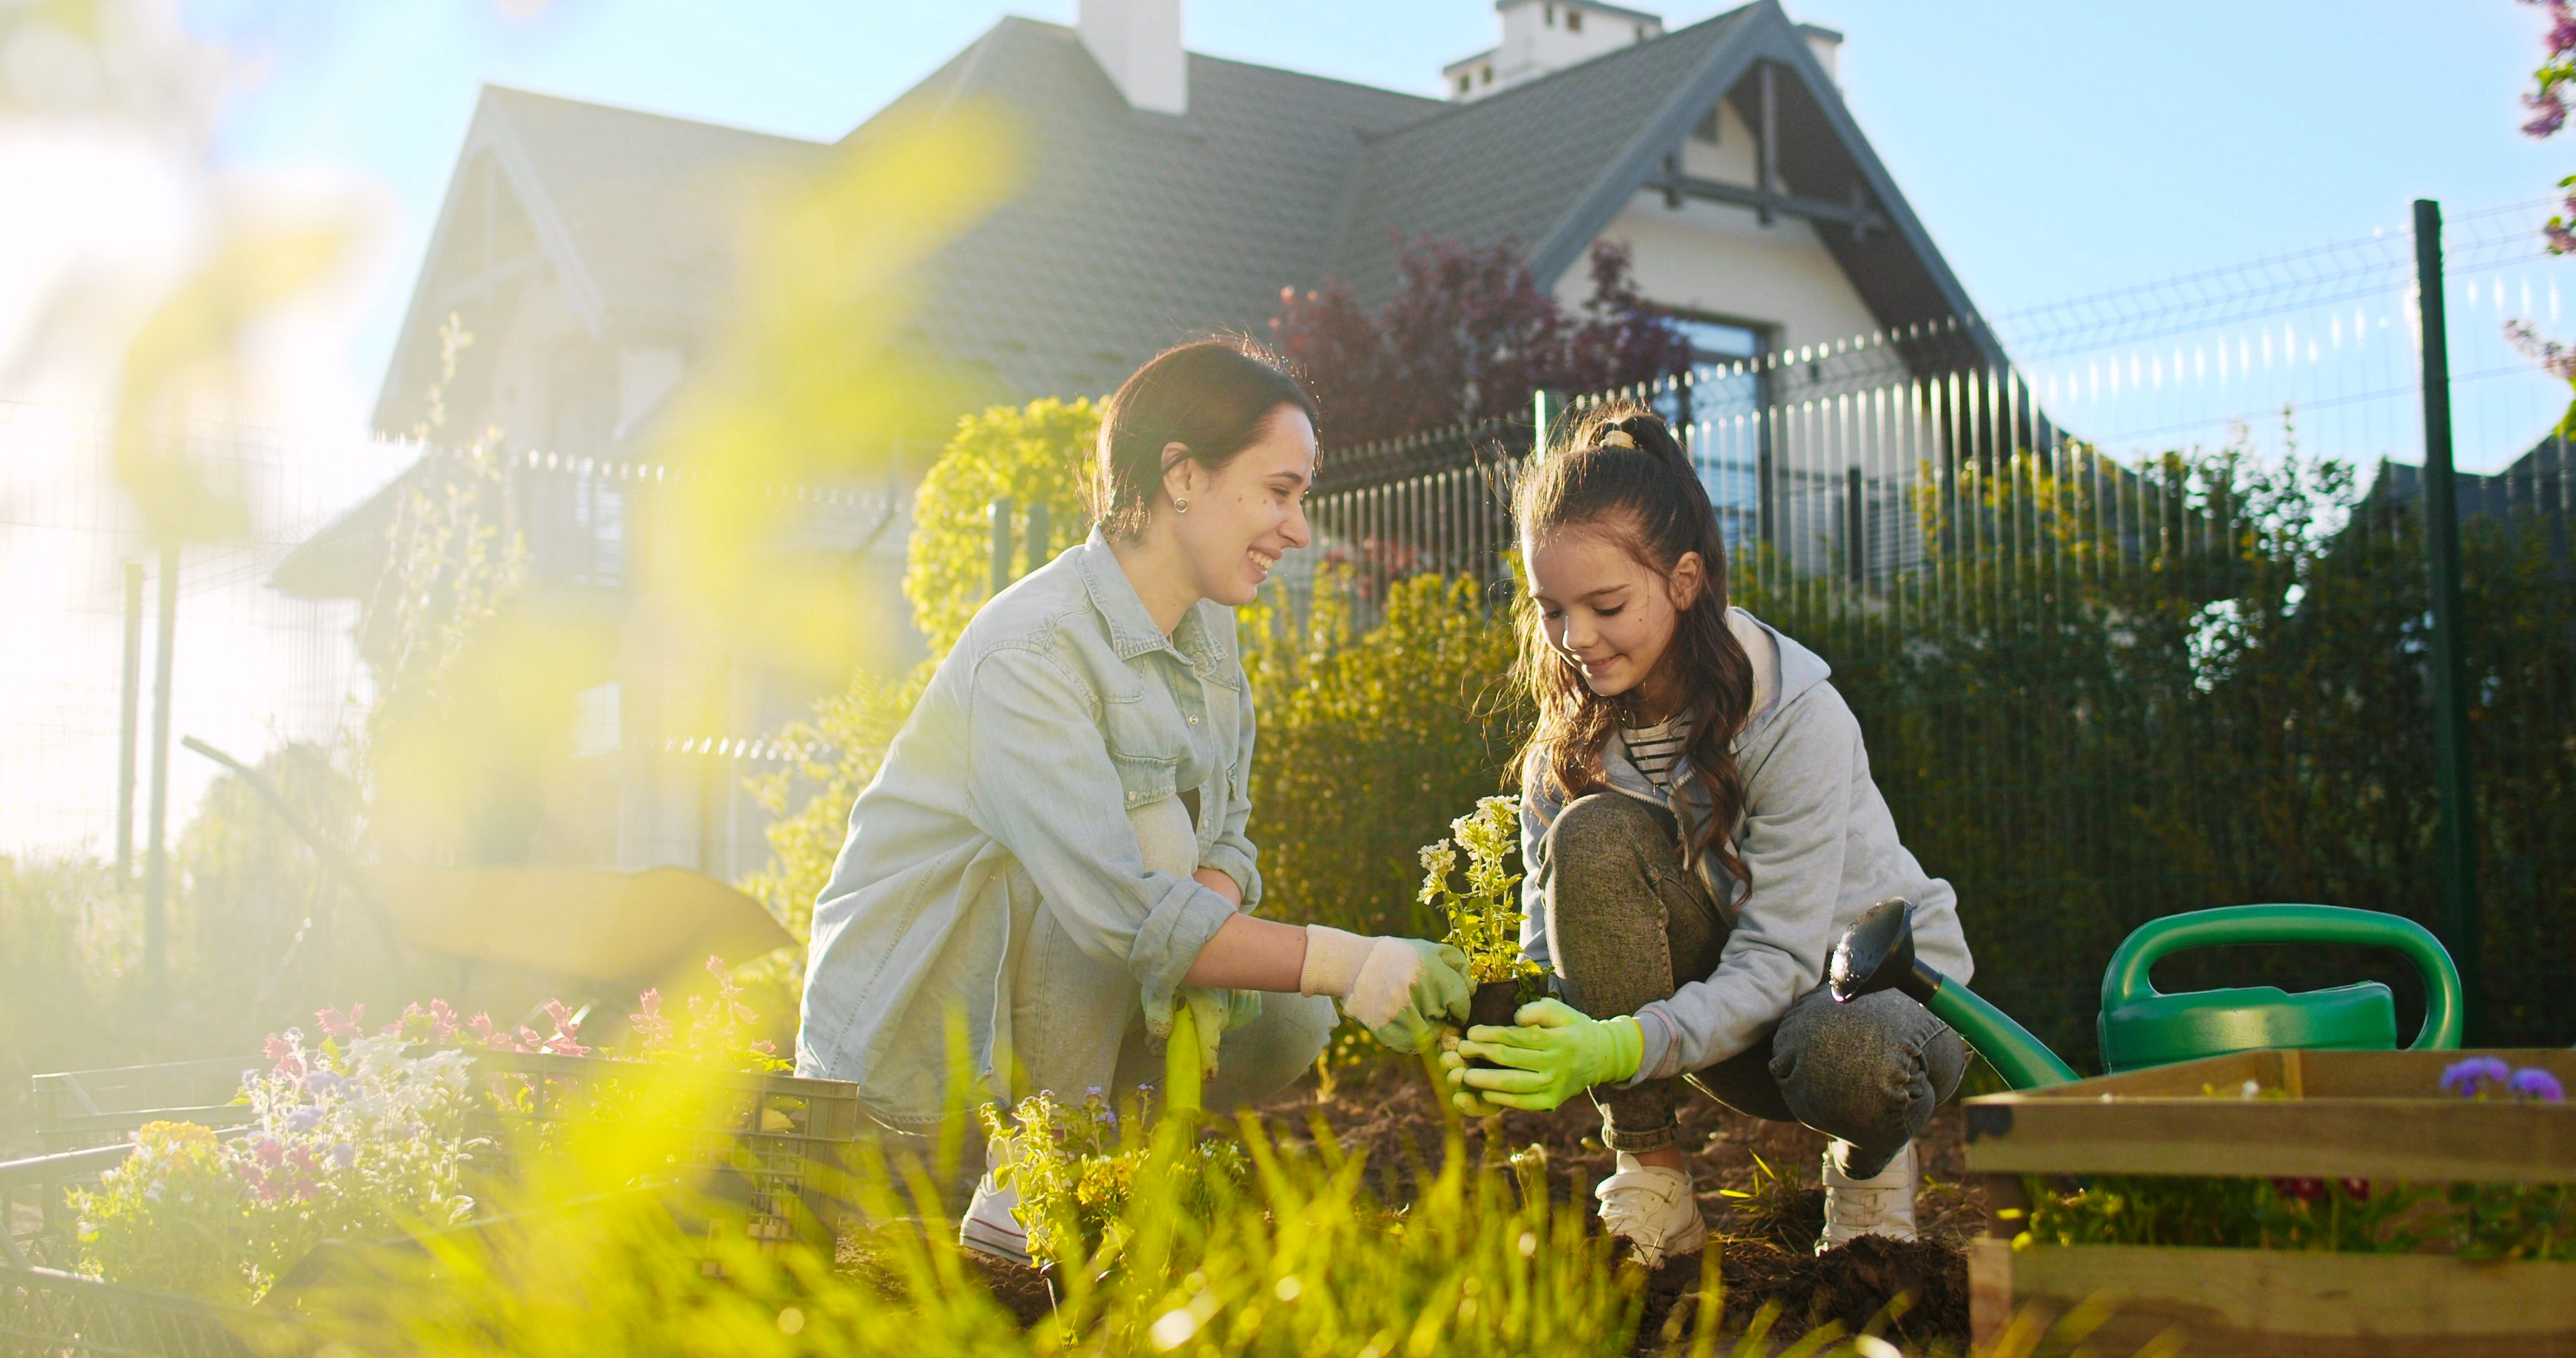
top-left (1597, 429), bottom-right (1636, 449)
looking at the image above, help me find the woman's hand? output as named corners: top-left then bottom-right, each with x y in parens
top-left (1298, 926), bottom-right (1471, 1053)
top-left (1447, 998), bottom-right (1643, 1111)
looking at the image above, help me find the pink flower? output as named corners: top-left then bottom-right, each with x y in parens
top-left (428, 998), bottom-right (460, 1042)
top-left (630, 989), bottom-right (672, 1052)
top-left (255, 1138), bottom-right (285, 1168)
top-left (262, 1034), bottom-right (306, 1081)
top-left (316, 1005), bottom-right (364, 1039)
top-left (467, 1012), bottom-right (498, 1045)
top-left (2269, 1176), bottom-right (2326, 1203)
top-left (750, 1040), bottom-right (776, 1057)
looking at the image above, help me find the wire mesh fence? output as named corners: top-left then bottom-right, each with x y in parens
top-left (1292, 197), bottom-right (2576, 1059)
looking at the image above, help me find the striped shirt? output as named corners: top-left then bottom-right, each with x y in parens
top-left (1619, 718), bottom-right (1690, 792)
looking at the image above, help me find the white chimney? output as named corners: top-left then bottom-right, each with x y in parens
top-left (1080, 0), bottom-right (1187, 116)
top-left (1797, 22), bottom-right (1842, 87)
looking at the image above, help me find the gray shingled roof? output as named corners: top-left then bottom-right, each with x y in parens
top-left (373, 2), bottom-right (1981, 429)
top-left (872, 18), bottom-right (1439, 400)
top-left (1327, 8), bottom-right (1755, 306)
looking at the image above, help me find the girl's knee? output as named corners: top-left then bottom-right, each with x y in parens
top-left (1548, 793), bottom-right (1668, 873)
top-left (1768, 990), bottom-right (1945, 1141)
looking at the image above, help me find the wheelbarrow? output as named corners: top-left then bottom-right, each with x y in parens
top-left (1828, 900), bottom-right (2465, 1089)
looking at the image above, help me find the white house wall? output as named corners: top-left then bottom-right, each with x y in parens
top-left (1565, 95), bottom-right (1942, 582)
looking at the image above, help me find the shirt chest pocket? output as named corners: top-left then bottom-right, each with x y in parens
top-left (1102, 697), bottom-right (1182, 811)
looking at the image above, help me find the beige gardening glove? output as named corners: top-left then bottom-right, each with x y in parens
top-left (1133, 797), bottom-right (1257, 1078)
top-left (1297, 925), bottom-right (1472, 1053)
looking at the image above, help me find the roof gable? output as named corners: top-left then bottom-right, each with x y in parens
top-left (372, 87), bottom-right (830, 433)
top-left (1326, 0), bottom-right (1988, 362)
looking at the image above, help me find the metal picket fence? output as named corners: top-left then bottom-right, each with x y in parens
top-left (1292, 197), bottom-right (2576, 1059)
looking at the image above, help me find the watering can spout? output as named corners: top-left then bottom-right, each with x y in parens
top-left (1829, 898), bottom-right (2081, 1090)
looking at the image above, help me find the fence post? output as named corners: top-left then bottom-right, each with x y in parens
top-left (143, 538), bottom-right (178, 988)
top-left (1531, 387), bottom-right (1555, 458)
top-left (988, 497), bottom-right (1015, 598)
top-left (2412, 197), bottom-right (2482, 1042)
top-left (116, 559), bottom-right (143, 882)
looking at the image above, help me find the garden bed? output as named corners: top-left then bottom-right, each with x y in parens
top-left (1964, 1047), bottom-right (2576, 1357)
top-left (1272, 1055), bottom-right (1985, 1348)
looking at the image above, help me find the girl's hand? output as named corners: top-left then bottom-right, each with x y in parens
top-left (1436, 1031), bottom-right (1504, 1118)
top-left (1452, 998), bottom-right (1643, 1111)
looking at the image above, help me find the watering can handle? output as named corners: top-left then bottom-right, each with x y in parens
top-left (2098, 904), bottom-right (2463, 1049)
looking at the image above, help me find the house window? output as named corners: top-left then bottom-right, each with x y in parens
top-left (1544, 4), bottom-right (1555, 25)
top-left (1635, 25), bottom-right (1648, 41)
top-left (1566, 9), bottom-right (1583, 32)
top-left (1480, 65), bottom-right (1493, 84)
top-left (1458, 73), bottom-right (1472, 94)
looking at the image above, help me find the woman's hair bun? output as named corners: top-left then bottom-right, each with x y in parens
top-left (1589, 409), bottom-right (1690, 477)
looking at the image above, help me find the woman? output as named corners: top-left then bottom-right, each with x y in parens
top-left (799, 339), bottom-right (1470, 1264)
top-left (1446, 404), bottom-right (1974, 1266)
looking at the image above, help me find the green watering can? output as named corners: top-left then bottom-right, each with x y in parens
top-left (1828, 900), bottom-right (2465, 1090)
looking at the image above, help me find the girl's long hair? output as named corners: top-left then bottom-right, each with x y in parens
top-left (1509, 401), bottom-right (1756, 906)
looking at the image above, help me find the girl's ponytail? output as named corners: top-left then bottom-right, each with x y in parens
top-left (1510, 402), bottom-right (1757, 905)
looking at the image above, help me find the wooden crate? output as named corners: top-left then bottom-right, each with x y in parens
top-left (1963, 1049), bottom-right (2576, 1357)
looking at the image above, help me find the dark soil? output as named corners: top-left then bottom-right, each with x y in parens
top-left (963, 1252), bottom-right (1060, 1330)
top-left (1257, 1055), bottom-right (1983, 1352)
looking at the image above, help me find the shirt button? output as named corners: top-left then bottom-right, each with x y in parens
top-left (1187, 715), bottom-right (1199, 725)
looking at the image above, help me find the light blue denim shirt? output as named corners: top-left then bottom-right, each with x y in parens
top-left (796, 529), bottom-right (1257, 1125)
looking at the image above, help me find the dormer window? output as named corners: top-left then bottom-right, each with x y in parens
top-left (1566, 9), bottom-right (1583, 32)
top-left (1458, 73), bottom-right (1472, 94)
top-left (1544, 4), bottom-right (1555, 26)
top-left (1480, 65), bottom-right (1493, 85)
top-left (1636, 25), bottom-right (1648, 41)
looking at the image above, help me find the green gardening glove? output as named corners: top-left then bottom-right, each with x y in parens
top-left (1436, 1031), bottom-right (1504, 1118)
top-left (1450, 998), bottom-right (1645, 1112)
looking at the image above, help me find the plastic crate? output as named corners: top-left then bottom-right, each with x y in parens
top-left (450, 1050), bottom-right (878, 1241)
top-left (0, 1264), bottom-right (270, 1358)
top-left (30, 1060), bottom-right (260, 1155)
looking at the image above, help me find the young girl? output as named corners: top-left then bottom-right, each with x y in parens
top-left (800, 340), bottom-right (1471, 1263)
top-left (1447, 403), bottom-right (1974, 1266)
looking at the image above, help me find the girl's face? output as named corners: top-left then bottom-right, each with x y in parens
top-left (1524, 522), bottom-right (1704, 707)
top-left (1162, 404), bottom-right (1316, 608)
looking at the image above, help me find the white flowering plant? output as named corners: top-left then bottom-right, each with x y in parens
top-left (1418, 795), bottom-right (1540, 988)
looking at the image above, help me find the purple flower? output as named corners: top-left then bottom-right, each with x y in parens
top-left (330, 1142), bottom-right (357, 1170)
top-left (2528, 92), bottom-right (2568, 140)
top-left (304, 1070), bottom-right (344, 1096)
top-left (2509, 1067), bottom-right (2566, 1103)
top-left (2441, 1056), bottom-right (2512, 1097)
top-left (284, 1107), bottom-right (322, 1134)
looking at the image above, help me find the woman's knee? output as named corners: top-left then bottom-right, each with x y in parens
top-left (1204, 993), bottom-right (1336, 1110)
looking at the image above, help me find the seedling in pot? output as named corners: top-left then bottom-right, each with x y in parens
top-left (1417, 796), bottom-right (1545, 1061)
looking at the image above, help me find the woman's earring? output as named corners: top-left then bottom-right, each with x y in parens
top-left (1174, 498), bottom-right (1190, 514)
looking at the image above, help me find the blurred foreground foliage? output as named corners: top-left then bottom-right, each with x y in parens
top-left (286, 1068), bottom-right (1652, 1358)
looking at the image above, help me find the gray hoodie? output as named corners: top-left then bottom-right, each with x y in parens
top-left (1518, 609), bottom-right (1975, 1083)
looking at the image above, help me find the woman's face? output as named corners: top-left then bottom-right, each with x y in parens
top-left (1523, 523), bottom-right (1704, 704)
top-left (1162, 404), bottom-right (1316, 607)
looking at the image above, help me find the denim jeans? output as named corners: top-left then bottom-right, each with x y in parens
top-left (1006, 892), bottom-right (1338, 1110)
top-left (1541, 793), bottom-right (1965, 1178)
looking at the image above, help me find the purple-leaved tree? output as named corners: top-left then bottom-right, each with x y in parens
top-left (1270, 237), bottom-right (1694, 447)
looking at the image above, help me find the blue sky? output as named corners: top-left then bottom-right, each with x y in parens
top-left (186, 0), bottom-right (2570, 421)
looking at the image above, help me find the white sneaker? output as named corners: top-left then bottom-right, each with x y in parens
top-left (1818, 1139), bottom-right (1917, 1254)
top-left (958, 1171), bottom-right (1033, 1266)
top-left (1594, 1154), bottom-right (1707, 1269)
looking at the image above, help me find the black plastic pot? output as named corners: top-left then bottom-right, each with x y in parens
top-left (1462, 980), bottom-right (1523, 1071)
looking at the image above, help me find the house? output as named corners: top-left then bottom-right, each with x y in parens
top-left (279, 0), bottom-right (1995, 878)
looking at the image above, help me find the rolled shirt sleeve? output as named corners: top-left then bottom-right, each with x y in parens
top-left (1198, 671), bottom-right (1263, 912)
top-left (964, 644), bottom-right (1239, 1031)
